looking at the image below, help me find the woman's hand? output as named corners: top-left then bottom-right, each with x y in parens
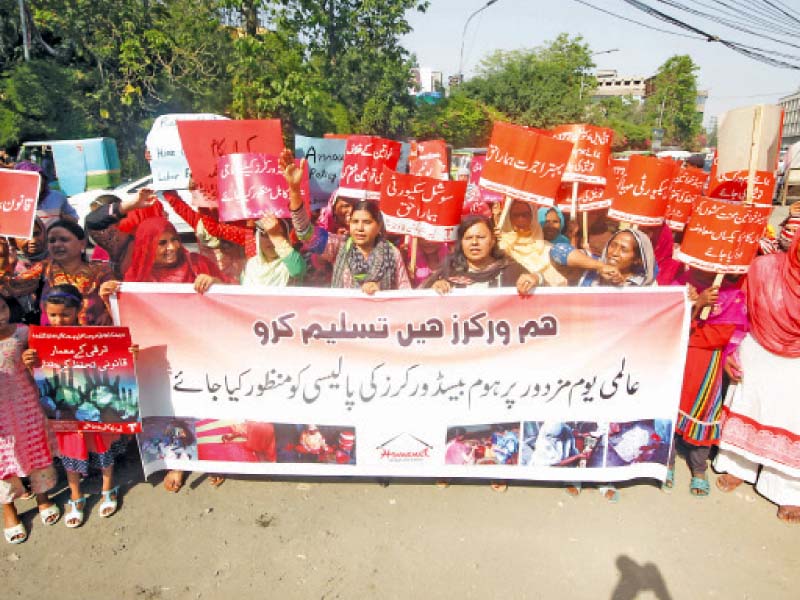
top-left (516, 272), bottom-right (540, 296)
top-left (120, 188), bottom-right (158, 215)
top-left (599, 265), bottom-right (623, 285)
top-left (99, 280), bottom-right (122, 302)
top-left (695, 286), bottom-right (720, 309)
top-left (724, 351), bottom-right (743, 383)
top-left (257, 213), bottom-right (284, 239)
top-left (361, 281), bottom-right (380, 295)
top-left (279, 149), bottom-right (305, 192)
top-left (431, 279), bottom-right (452, 295)
top-left (193, 274), bottom-right (219, 294)
top-left (21, 348), bottom-right (39, 369)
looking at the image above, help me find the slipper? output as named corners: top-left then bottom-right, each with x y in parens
top-left (98, 486), bottom-right (119, 518)
top-left (39, 503), bottom-right (61, 526)
top-left (690, 476), bottom-right (710, 497)
top-left (661, 468), bottom-right (675, 492)
top-left (3, 522), bottom-right (27, 544)
top-left (65, 497), bottom-right (86, 528)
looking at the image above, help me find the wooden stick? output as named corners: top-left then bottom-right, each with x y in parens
top-left (699, 272), bottom-right (724, 320)
top-left (582, 211), bottom-right (589, 248)
top-left (409, 236), bottom-right (418, 280)
top-left (571, 181), bottom-right (579, 218)
top-left (745, 105), bottom-right (763, 207)
top-left (497, 195), bottom-right (513, 231)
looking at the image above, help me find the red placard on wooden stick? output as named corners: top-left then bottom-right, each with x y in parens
top-left (216, 154), bottom-right (311, 222)
top-left (338, 135), bottom-right (402, 200)
top-left (555, 183), bottom-right (609, 213)
top-left (607, 155), bottom-right (679, 226)
top-left (408, 140), bottom-right (449, 180)
top-left (551, 124), bottom-right (613, 185)
top-left (707, 169), bottom-right (775, 205)
top-left (380, 167), bottom-right (466, 242)
top-left (673, 197), bottom-right (771, 274)
top-left (176, 119), bottom-right (284, 198)
top-left (479, 121), bottom-right (573, 206)
top-left (0, 169), bottom-right (40, 238)
top-left (665, 164), bottom-right (708, 231)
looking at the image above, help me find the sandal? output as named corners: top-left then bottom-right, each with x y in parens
top-left (690, 476), bottom-right (710, 497)
top-left (64, 497), bottom-right (86, 528)
top-left (661, 468), bottom-right (675, 492)
top-left (99, 486), bottom-right (119, 518)
top-left (3, 522), bottom-right (27, 544)
top-left (39, 503), bottom-right (61, 526)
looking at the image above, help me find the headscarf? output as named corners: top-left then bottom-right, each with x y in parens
top-left (123, 217), bottom-right (220, 283)
top-left (498, 202), bottom-right (566, 286)
top-left (537, 206), bottom-right (570, 245)
top-left (16, 216), bottom-right (48, 264)
top-left (331, 237), bottom-right (397, 289)
top-left (316, 190), bottom-right (353, 234)
top-left (746, 228), bottom-right (800, 357)
top-left (600, 229), bottom-right (656, 287)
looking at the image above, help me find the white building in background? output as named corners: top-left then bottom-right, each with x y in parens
top-left (592, 70), bottom-right (647, 101)
top-left (410, 67), bottom-right (443, 95)
top-left (779, 89), bottom-right (800, 147)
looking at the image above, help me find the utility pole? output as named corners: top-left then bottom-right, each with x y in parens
top-left (19, 0), bottom-right (30, 61)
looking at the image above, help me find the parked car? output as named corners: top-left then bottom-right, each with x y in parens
top-left (68, 175), bottom-right (195, 236)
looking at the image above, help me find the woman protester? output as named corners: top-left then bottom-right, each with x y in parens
top-left (713, 229), bottom-right (800, 524)
top-left (538, 206), bottom-right (570, 245)
top-left (281, 151), bottom-right (410, 294)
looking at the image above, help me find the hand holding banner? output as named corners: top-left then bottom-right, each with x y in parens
top-left (556, 184), bottom-right (609, 213)
top-left (665, 164), bottom-right (709, 231)
top-left (0, 168), bottom-right (40, 238)
top-left (608, 155), bottom-right (679, 226)
top-left (380, 167), bottom-right (466, 242)
top-left (551, 124), bottom-right (613, 185)
top-left (176, 119), bottom-right (283, 198)
top-left (480, 121), bottom-right (573, 206)
top-left (338, 135), bottom-right (403, 200)
top-left (673, 197), bottom-right (771, 273)
top-left (217, 153), bottom-right (310, 222)
top-left (29, 326), bottom-right (141, 433)
top-left (294, 135), bottom-right (346, 210)
top-left (408, 140), bottom-right (449, 180)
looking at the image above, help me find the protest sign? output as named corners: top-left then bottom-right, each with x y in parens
top-left (673, 197), bottom-right (771, 273)
top-left (465, 154), bottom-right (504, 206)
top-left (665, 165), bottom-right (708, 231)
top-left (145, 113), bottom-right (228, 191)
top-left (608, 155), bottom-right (679, 226)
top-left (294, 135), bottom-right (346, 210)
top-left (176, 119), bottom-right (283, 198)
top-left (556, 183), bottom-right (609, 213)
top-left (408, 140), bottom-right (449, 180)
top-left (115, 285), bottom-right (688, 482)
top-left (551, 124), bottom-right (613, 185)
top-left (480, 121), bottom-right (573, 206)
top-left (379, 167), bottom-right (466, 242)
top-left (0, 168), bottom-right (40, 238)
top-left (29, 326), bottom-right (140, 433)
top-left (216, 154), bottom-right (310, 222)
top-left (707, 169), bottom-right (775, 205)
top-left (338, 136), bottom-right (402, 200)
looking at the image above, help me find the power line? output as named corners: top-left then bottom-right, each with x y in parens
top-left (569, 0), bottom-right (705, 39)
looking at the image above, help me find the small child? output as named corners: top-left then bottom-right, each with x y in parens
top-left (1, 295), bottom-right (60, 544)
top-left (24, 284), bottom-right (128, 528)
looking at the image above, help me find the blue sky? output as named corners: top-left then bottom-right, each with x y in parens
top-left (402, 0), bottom-right (800, 126)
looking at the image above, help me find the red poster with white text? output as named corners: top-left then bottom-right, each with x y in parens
top-left (707, 169), bottom-right (775, 205)
top-left (608, 155), bottom-right (679, 226)
top-left (556, 183), bottom-right (610, 213)
top-left (665, 165), bottom-right (708, 231)
top-left (176, 119), bottom-right (283, 198)
top-left (29, 326), bottom-right (141, 433)
top-left (0, 168), bottom-right (40, 238)
top-left (380, 167), bottom-right (466, 242)
top-left (551, 124), bottom-right (613, 185)
top-left (673, 197), bottom-right (771, 273)
top-left (408, 140), bottom-right (449, 180)
top-left (338, 136), bottom-right (402, 200)
top-left (480, 121), bottom-right (573, 206)
top-left (216, 154), bottom-right (310, 221)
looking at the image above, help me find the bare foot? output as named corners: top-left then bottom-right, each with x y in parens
top-left (207, 474), bottom-right (225, 488)
top-left (715, 473), bottom-right (743, 493)
top-left (163, 470), bottom-right (186, 493)
top-left (565, 485), bottom-right (581, 497)
top-left (490, 481), bottom-right (508, 493)
top-left (435, 480), bottom-right (450, 489)
top-left (777, 505), bottom-right (800, 524)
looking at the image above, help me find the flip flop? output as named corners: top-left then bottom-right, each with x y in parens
top-left (690, 476), bottom-right (710, 497)
top-left (3, 522), bottom-right (27, 544)
top-left (39, 503), bottom-right (61, 526)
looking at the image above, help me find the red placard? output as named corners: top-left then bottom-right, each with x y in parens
top-left (380, 167), bottom-right (466, 242)
top-left (465, 154), bottom-right (504, 207)
top-left (29, 326), bottom-right (141, 433)
top-left (338, 135), bottom-right (402, 200)
top-left (665, 165), bottom-right (709, 231)
top-left (408, 140), bottom-right (449, 180)
top-left (607, 155), bottom-right (679, 226)
top-left (555, 183), bottom-right (610, 213)
top-left (216, 154), bottom-right (310, 222)
top-left (479, 121), bottom-right (573, 206)
top-left (707, 169), bottom-right (775, 205)
top-left (176, 119), bottom-right (283, 198)
top-left (551, 124), bottom-right (613, 185)
top-left (0, 169), bottom-right (40, 238)
top-left (673, 197), bottom-right (771, 274)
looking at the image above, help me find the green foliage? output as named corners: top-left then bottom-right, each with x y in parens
top-left (461, 34), bottom-right (595, 128)
top-left (409, 93), bottom-right (503, 148)
top-left (587, 96), bottom-right (650, 151)
top-left (643, 55), bottom-right (702, 149)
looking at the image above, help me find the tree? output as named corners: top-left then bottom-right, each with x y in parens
top-left (643, 55), bottom-right (702, 149)
top-left (409, 93), bottom-right (503, 148)
top-left (587, 96), bottom-right (650, 151)
top-left (461, 34), bottom-right (595, 128)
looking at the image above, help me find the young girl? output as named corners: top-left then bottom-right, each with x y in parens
top-left (1, 295), bottom-right (60, 544)
top-left (25, 285), bottom-right (127, 528)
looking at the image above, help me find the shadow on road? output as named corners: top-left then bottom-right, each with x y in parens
top-left (610, 555), bottom-right (672, 600)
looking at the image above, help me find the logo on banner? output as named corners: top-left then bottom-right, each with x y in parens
top-left (376, 433), bottom-right (434, 462)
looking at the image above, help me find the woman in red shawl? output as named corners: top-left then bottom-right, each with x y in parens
top-left (713, 228), bottom-right (800, 523)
